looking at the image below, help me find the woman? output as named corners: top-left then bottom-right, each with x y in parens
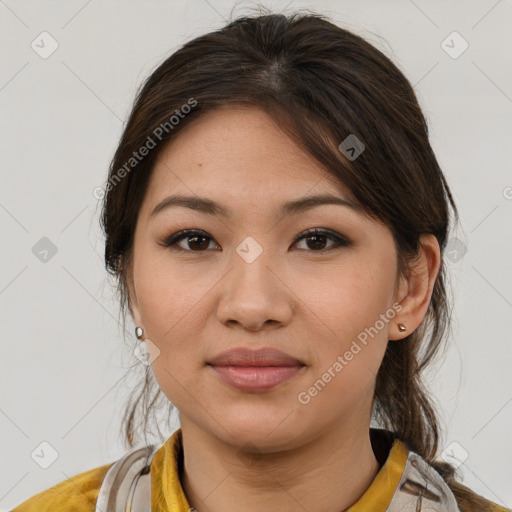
top-left (11, 10), bottom-right (509, 512)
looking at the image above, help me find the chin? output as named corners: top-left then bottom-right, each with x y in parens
top-left (211, 405), bottom-right (308, 452)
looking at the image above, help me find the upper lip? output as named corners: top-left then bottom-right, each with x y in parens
top-left (207, 347), bottom-right (305, 367)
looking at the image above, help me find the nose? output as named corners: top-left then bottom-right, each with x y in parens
top-left (216, 247), bottom-right (294, 333)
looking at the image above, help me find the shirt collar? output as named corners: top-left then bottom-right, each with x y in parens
top-left (150, 428), bottom-right (409, 512)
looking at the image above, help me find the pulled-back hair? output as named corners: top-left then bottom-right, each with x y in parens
top-left (100, 9), bottom-right (492, 510)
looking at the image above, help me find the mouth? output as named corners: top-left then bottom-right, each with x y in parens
top-left (207, 347), bottom-right (306, 392)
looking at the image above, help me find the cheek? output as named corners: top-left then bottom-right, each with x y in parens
top-left (294, 255), bottom-right (396, 345)
top-left (132, 252), bottom-right (212, 392)
top-left (290, 251), bottom-right (396, 400)
top-left (133, 245), bottom-right (213, 340)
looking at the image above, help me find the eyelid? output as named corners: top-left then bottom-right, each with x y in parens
top-left (292, 228), bottom-right (351, 248)
top-left (160, 227), bottom-right (352, 252)
top-left (161, 229), bottom-right (220, 251)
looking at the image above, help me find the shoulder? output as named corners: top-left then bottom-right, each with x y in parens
top-left (10, 461), bottom-right (114, 512)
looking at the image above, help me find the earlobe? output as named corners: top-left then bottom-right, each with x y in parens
top-left (389, 234), bottom-right (441, 341)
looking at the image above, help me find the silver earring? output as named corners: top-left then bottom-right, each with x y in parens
top-left (135, 326), bottom-right (144, 340)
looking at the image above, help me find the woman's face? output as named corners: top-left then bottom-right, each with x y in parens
top-left (128, 105), bottom-right (404, 450)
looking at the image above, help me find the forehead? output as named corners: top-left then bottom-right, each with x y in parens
top-left (144, 105), bottom-right (354, 208)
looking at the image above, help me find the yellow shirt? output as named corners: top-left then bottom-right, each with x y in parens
top-left (11, 428), bottom-right (509, 511)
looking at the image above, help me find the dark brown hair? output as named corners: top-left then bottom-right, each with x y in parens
top-left (100, 9), bottom-right (493, 510)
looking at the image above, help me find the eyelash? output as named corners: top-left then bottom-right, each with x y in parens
top-left (160, 228), bottom-right (352, 253)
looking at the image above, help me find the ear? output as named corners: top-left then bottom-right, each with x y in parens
top-left (388, 234), bottom-right (441, 341)
top-left (121, 255), bottom-right (144, 336)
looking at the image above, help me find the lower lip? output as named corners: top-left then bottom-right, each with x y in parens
top-left (209, 365), bottom-right (304, 392)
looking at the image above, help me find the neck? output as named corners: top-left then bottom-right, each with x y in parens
top-left (180, 419), bottom-right (381, 512)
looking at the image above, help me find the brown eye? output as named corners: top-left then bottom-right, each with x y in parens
top-left (161, 228), bottom-right (351, 253)
top-left (293, 228), bottom-right (351, 252)
top-left (162, 230), bottom-right (219, 252)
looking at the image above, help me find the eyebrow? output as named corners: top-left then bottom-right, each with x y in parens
top-left (149, 193), bottom-right (363, 219)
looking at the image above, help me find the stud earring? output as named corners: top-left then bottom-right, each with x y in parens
top-left (397, 323), bottom-right (406, 332)
top-left (135, 326), bottom-right (144, 340)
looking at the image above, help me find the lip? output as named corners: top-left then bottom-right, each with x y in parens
top-left (207, 347), bottom-right (306, 392)
top-left (208, 347), bottom-right (304, 367)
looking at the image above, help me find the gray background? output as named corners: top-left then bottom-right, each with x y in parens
top-left (1, 0), bottom-right (511, 510)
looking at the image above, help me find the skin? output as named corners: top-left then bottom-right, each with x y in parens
top-left (126, 105), bottom-right (441, 512)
